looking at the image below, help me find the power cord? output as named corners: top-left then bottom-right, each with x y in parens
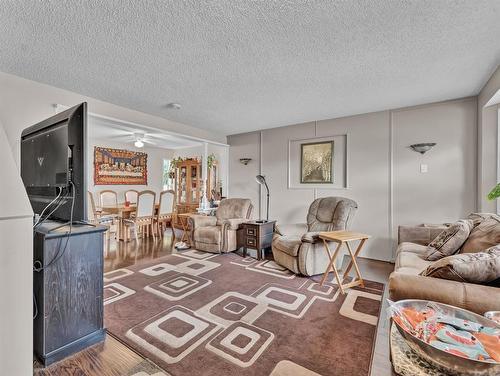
top-left (33, 187), bottom-right (63, 228)
top-left (33, 182), bottom-right (75, 272)
top-left (33, 182), bottom-right (76, 319)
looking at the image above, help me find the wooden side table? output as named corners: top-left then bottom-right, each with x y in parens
top-left (176, 213), bottom-right (194, 245)
top-left (318, 230), bottom-right (370, 293)
top-left (237, 220), bottom-right (276, 260)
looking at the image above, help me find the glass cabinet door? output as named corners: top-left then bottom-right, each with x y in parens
top-left (179, 166), bottom-right (187, 204)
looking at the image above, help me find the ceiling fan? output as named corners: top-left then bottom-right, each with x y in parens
top-left (133, 132), bottom-right (147, 148)
top-left (113, 130), bottom-right (165, 148)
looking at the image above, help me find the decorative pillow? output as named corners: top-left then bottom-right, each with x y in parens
top-left (461, 214), bottom-right (500, 253)
top-left (420, 246), bottom-right (500, 284)
top-left (425, 219), bottom-right (473, 261)
top-left (465, 213), bottom-right (495, 227)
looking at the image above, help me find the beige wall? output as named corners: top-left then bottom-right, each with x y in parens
top-left (478, 64), bottom-right (500, 212)
top-left (0, 72), bottom-right (226, 168)
top-left (227, 132), bottom-right (261, 215)
top-left (393, 99), bottom-right (477, 231)
top-left (228, 98), bottom-right (478, 261)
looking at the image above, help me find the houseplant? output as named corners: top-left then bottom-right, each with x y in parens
top-left (487, 183), bottom-right (500, 200)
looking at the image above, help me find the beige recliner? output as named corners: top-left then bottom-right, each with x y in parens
top-left (272, 197), bottom-right (358, 276)
top-left (189, 198), bottom-right (253, 253)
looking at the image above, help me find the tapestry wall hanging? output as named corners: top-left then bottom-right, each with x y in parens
top-left (94, 147), bottom-right (147, 185)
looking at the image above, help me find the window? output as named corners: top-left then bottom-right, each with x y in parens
top-left (162, 159), bottom-right (173, 190)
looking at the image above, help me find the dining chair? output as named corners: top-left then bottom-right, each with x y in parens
top-left (156, 190), bottom-right (175, 240)
top-left (88, 191), bottom-right (117, 253)
top-left (99, 190), bottom-right (118, 209)
top-left (124, 189), bottom-right (139, 204)
top-left (87, 191), bottom-right (102, 222)
top-left (122, 190), bottom-right (156, 242)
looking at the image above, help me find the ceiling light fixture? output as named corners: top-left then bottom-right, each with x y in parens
top-left (134, 140), bottom-right (144, 148)
top-left (166, 102), bottom-right (182, 110)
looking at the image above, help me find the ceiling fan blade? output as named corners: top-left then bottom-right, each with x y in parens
top-left (142, 139), bottom-right (155, 145)
top-left (113, 134), bottom-right (134, 141)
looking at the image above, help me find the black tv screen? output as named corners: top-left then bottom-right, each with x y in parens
top-left (21, 103), bottom-right (87, 222)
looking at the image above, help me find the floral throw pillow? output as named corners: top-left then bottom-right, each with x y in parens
top-left (425, 219), bottom-right (473, 261)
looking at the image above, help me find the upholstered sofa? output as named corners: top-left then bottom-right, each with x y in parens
top-left (271, 197), bottom-right (358, 276)
top-left (189, 198), bottom-right (253, 253)
top-left (389, 221), bottom-right (500, 315)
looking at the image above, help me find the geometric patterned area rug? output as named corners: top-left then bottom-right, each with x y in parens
top-left (104, 250), bottom-right (384, 376)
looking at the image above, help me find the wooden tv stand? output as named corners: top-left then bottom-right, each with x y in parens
top-left (33, 221), bottom-right (107, 366)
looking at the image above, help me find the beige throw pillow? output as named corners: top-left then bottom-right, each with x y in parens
top-left (461, 214), bottom-right (500, 253)
top-left (420, 246), bottom-right (500, 284)
top-left (425, 219), bottom-right (473, 261)
top-left (465, 213), bottom-right (496, 227)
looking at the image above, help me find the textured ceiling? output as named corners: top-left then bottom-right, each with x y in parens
top-left (1, 1), bottom-right (499, 135)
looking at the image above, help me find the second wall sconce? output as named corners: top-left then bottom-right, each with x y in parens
top-left (239, 158), bottom-right (252, 165)
top-left (409, 143), bottom-right (436, 154)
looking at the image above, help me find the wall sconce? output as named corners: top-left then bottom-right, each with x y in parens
top-left (409, 143), bottom-right (436, 154)
top-left (239, 158), bottom-right (252, 165)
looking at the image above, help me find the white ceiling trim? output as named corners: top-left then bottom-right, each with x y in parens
top-left (55, 104), bottom-right (228, 148)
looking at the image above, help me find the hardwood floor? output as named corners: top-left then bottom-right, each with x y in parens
top-left (352, 257), bottom-right (395, 376)
top-left (103, 231), bottom-right (176, 273)
top-left (34, 232), bottom-right (395, 376)
top-left (34, 335), bottom-right (150, 376)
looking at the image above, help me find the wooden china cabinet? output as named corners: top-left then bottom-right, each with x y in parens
top-left (174, 158), bottom-right (218, 216)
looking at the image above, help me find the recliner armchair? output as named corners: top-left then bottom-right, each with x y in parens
top-left (272, 197), bottom-right (358, 276)
top-left (189, 198), bottom-right (253, 253)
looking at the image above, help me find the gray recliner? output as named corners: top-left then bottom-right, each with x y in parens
top-left (272, 197), bottom-right (358, 276)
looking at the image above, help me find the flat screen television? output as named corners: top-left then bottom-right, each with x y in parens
top-left (21, 103), bottom-right (87, 222)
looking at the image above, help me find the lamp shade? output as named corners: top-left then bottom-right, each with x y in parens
top-left (255, 174), bottom-right (270, 221)
top-left (409, 143), bottom-right (436, 154)
top-left (255, 175), bottom-right (266, 185)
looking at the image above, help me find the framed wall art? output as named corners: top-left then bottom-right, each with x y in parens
top-left (288, 134), bottom-right (348, 189)
top-left (300, 141), bottom-right (334, 184)
top-left (94, 147), bottom-right (148, 185)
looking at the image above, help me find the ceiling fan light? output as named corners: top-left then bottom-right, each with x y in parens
top-left (134, 140), bottom-right (144, 148)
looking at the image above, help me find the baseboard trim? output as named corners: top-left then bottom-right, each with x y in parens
top-left (36, 328), bottom-right (106, 367)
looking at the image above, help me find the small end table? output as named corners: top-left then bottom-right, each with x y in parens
top-left (237, 220), bottom-right (276, 260)
top-left (176, 213), bottom-right (194, 246)
top-left (318, 230), bottom-right (370, 293)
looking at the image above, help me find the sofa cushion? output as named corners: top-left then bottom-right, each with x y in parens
top-left (421, 246), bottom-right (500, 284)
top-left (397, 242), bottom-right (428, 255)
top-left (394, 266), bottom-right (427, 275)
top-left (461, 214), bottom-right (500, 253)
top-left (425, 219), bottom-right (473, 261)
top-left (466, 212), bottom-right (497, 227)
top-left (395, 249), bottom-right (432, 272)
top-left (194, 226), bottom-right (221, 245)
top-left (273, 235), bottom-right (302, 257)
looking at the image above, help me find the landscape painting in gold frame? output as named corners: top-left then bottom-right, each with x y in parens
top-left (300, 141), bottom-right (333, 184)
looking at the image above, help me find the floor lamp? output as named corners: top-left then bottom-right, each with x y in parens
top-left (255, 174), bottom-right (269, 223)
